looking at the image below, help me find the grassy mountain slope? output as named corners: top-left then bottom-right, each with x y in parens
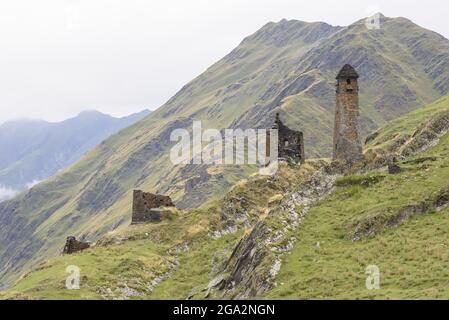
top-left (265, 96), bottom-right (449, 299)
top-left (4, 93), bottom-right (449, 299)
top-left (1, 161), bottom-right (321, 299)
top-left (2, 14), bottom-right (449, 289)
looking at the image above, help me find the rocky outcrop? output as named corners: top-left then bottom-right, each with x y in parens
top-left (365, 130), bottom-right (380, 145)
top-left (364, 110), bottom-right (449, 169)
top-left (399, 111), bottom-right (449, 157)
top-left (208, 166), bottom-right (338, 299)
top-left (348, 186), bottom-right (449, 241)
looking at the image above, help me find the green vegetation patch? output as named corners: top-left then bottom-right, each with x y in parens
top-left (335, 174), bottom-right (386, 188)
top-left (264, 126), bottom-right (449, 299)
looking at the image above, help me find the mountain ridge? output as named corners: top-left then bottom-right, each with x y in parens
top-left (0, 109), bottom-right (151, 200)
top-left (4, 92), bottom-right (449, 299)
top-left (2, 14), bottom-right (449, 289)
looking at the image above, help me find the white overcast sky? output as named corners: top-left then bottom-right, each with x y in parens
top-left (0, 0), bottom-right (447, 123)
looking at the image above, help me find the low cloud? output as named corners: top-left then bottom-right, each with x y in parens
top-left (0, 185), bottom-right (18, 202)
top-left (26, 179), bottom-right (43, 189)
top-left (0, 180), bottom-right (44, 203)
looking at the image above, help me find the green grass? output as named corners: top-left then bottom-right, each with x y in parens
top-left (6, 240), bottom-right (171, 300)
top-left (14, 137), bottom-right (449, 300)
top-left (2, 206), bottom-right (229, 300)
top-left (5, 93), bottom-right (449, 300)
top-left (335, 173), bottom-right (386, 188)
top-left (2, 15), bottom-right (449, 289)
top-left (366, 94), bottom-right (449, 152)
top-left (2, 163), bottom-right (318, 300)
top-left (265, 206), bottom-right (449, 299)
top-left (264, 130), bottom-right (449, 299)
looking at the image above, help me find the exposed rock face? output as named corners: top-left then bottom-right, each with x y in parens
top-left (349, 186), bottom-right (449, 242)
top-left (210, 165), bottom-right (338, 299)
top-left (333, 64), bottom-right (363, 162)
top-left (131, 190), bottom-right (174, 224)
top-left (366, 110), bottom-right (449, 165)
top-left (399, 111), bottom-right (449, 156)
top-left (272, 113), bottom-right (305, 164)
top-left (63, 236), bottom-right (90, 255)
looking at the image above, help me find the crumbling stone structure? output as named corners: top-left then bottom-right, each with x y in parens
top-left (271, 113), bottom-right (305, 164)
top-left (333, 64), bottom-right (364, 162)
top-left (63, 236), bottom-right (90, 255)
top-left (132, 190), bottom-right (175, 224)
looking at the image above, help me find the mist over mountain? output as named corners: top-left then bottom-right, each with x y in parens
top-left (0, 186), bottom-right (16, 203)
top-left (2, 13), bottom-right (449, 289)
top-left (0, 110), bottom-right (150, 201)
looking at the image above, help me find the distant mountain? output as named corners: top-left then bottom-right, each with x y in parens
top-left (2, 13), bottom-right (449, 288)
top-left (0, 109), bottom-right (150, 201)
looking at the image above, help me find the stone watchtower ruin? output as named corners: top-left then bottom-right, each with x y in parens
top-left (333, 64), bottom-right (363, 162)
top-left (270, 113), bottom-right (305, 164)
top-left (131, 190), bottom-right (175, 224)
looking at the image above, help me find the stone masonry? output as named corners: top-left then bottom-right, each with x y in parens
top-left (271, 113), bottom-right (305, 164)
top-left (63, 236), bottom-right (90, 255)
top-left (131, 190), bottom-right (175, 224)
top-left (333, 64), bottom-right (364, 162)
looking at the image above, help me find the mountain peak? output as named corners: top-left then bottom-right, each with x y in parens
top-left (77, 110), bottom-right (108, 118)
top-left (243, 19), bottom-right (340, 47)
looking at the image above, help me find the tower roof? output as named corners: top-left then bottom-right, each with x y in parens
top-left (336, 64), bottom-right (359, 79)
top-left (273, 112), bottom-right (282, 129)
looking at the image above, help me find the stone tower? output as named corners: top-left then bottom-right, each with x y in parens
top-left (333, 64), bottom-right (363, 162)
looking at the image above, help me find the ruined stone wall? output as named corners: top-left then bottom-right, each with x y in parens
top-left (63, 236), bottom-right (90, 255)
top-left (132, 190), bottom-right (174, 224)
top-left (272, 113), bottom-right (305, 164)
top-left (333, 66), bottom-right (363, 162)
